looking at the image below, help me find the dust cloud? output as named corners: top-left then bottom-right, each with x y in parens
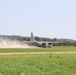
top-left (0, 38), bottom-right (34, 48)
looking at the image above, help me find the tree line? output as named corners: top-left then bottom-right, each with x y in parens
top-left (18, 36), bottom-right (76, 46)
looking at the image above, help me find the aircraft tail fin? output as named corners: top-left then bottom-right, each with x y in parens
top-left (30, 32), bottom-right (35, 42)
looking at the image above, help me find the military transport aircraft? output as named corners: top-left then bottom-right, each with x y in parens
top-left (30, 32), bottom-right (57, 48)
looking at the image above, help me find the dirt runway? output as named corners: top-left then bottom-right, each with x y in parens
top-left (0, 52), bottom-right (76, 55)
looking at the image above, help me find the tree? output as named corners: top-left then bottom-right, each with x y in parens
top-left (35, 36), bottom-right (40, 41)
top-left (75, 41), bottom-right (76, 47)
top-left (53, 38), bottom-right (57, 41)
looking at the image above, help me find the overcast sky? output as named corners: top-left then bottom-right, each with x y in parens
top-left (0, 0), bottom-right (76, 40)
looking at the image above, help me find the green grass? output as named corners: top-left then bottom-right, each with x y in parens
top-left (0, 54), bottom-right (76, 75)
top-left (0, 46), bottom-right (76, 53)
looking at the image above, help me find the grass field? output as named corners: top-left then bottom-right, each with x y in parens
top-left (0, 46), bottom-right (76, 53)
top-left (0, 54), bottom-right (76, 75)
top-left (0, 46), bottom-right (76, 75)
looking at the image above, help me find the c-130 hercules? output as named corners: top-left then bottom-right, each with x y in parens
top-left (30, 32), bottom-right (57, 48)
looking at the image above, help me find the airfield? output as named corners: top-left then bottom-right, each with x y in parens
top-left (0, 37), bottom-right (76, 75)
top-left (0, 46), bottom-right (76, 55)
top-left (0, 46), bottom-right (76, 75)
